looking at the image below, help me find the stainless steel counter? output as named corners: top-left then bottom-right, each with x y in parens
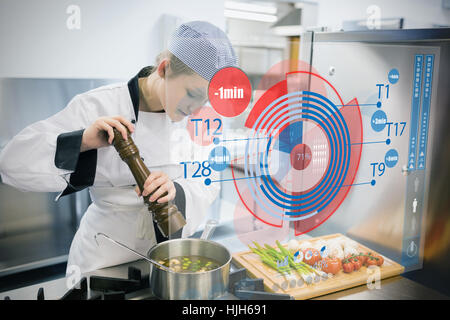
top-left (313, 275), bottom-right (449, 300)
top-left (88, 259), bottom-right (450, 300)
top-left (1, 255), bottom-right (448, 300)
top-left (0, 224), bottom-right (448, 300)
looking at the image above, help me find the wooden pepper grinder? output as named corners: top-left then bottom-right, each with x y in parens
top-left (112, 128), bottom-right (186, 238)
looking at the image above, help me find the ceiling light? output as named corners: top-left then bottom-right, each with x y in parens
top-left (225, 9), bottom-right (277, 23)
top-left (225, 1), bottom-right (277, 15)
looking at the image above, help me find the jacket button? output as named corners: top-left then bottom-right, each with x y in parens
top-left (131, 119), bottom-right (136, 124)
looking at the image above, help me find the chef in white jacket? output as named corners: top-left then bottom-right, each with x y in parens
top-left (0, 21), bottom-right (238, 274)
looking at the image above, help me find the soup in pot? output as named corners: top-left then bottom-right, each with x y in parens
top-left (159, 255), bottom-right (221, 273)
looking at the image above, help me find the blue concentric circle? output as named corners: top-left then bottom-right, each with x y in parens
top-left (243, 91), bottom-right (351, 221)
top-left (260, 109), bottom-right (340, 212)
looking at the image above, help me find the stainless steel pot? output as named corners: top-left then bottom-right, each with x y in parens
top-left (95, 220), bottom-right (232, 300)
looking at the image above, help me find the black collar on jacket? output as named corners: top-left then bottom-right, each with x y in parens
top-left (127, 66), bottom-right (157, 121)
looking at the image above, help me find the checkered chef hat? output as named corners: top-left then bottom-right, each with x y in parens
top-left (168, 21), bottom-right (239, 81)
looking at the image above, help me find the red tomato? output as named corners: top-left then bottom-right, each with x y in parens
top-left (352, 258), bottom-right (362, 271)
top-left (357, 252), bottom-right (368, 265)
top-left (373, 254), bottom-right (384, 266)
top-left (366, 256), bottom-right (378, 266)
top-left (342, 261), bottom-right (354, 273)
top-left (378, 256), bottom-right (384, 266)
top-left (337, 258), bottom-right (342, 270)
top-left (303, 248), bottom-right (319, 266)
top-left (321, 258), bottom-right (341, 275)
top-left (312, 250), bottom-right (322, 265)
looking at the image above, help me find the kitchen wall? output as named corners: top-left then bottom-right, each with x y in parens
top-left (0, 0), bottom-right (226, 79)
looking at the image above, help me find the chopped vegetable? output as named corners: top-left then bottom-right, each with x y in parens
top-left (160, 255), bottom-right (220, 273)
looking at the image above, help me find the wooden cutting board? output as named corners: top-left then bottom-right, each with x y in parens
top-left (232, 233), bottom-right (404, 300)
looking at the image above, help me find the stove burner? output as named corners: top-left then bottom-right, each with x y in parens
top-left (228, 268), bottom-right (293, 300)
top-left (2, 267), bottom-right (146, 300)
top-left (4, 266), bottom-right (293, 300)
top-left (234, 278), bottom-right (265, 292)
top-left (89, 266), bottom-right (147, 293)
top-left (60, 277), bottom-right (88, 300)
top-left (102, 291), bottom-right (126, 300)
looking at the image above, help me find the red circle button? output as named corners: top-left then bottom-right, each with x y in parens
top-left (208, 67), bottom-right (252, 117)
top-left (290, 144), bottom-right (312, 171)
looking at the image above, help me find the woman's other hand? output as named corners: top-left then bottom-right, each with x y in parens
top-left (135, 172), bottom-right (176, 204)
top-left (81, 116), bottom-right (135, 152)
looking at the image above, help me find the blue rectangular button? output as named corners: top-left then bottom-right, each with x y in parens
top-left (407, 55), bottom-right (424, 171)
top-left (401, 236), bottom-right (420, 267)
top-left (417, 55), bottom-right (434, 170)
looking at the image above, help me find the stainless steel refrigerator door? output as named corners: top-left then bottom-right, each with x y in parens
top-left (303, 40), bottom-right (441, 272)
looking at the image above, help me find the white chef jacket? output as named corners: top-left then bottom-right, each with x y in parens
top-left (0, 67), bottom-right (220, 274)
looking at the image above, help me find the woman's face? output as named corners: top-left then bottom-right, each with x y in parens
top-left (161, 72), bottom-right (209, 122)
